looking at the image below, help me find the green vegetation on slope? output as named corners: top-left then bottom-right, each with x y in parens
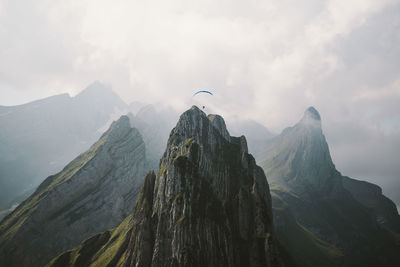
top-left (0, 131), bottom-right (109, 240)
top-left (271, 190), bottom-right (343, 267)
top-left (46, 215), bottom-right (133, 267)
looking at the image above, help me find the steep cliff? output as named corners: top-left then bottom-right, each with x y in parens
top-left (0, 116), bottom-right (147, 267)
top-left (259, 107), bottom-right (400, 266)
top-left (48, 106), bottom-right (288, 267)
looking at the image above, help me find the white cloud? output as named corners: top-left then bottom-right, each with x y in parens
top-left (0, 0), bottom-right (399, 202)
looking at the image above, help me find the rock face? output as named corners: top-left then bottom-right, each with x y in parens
top-left (48, 106), bottom-right (287, 267)
top-left (0, 116), bottom-right (147, 267)
top-left (261, 107), bottom-right (338, 195)
top-left (0, 81), bottom-right (127, 210)
top-left (258, 107), bottom-right (400, 267)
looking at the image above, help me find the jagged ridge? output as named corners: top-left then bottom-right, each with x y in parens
top-left (0, 81), bottom-right (126, 211)
top-left (0, 116), bottom-right (147, 267)
top-left (47, 106), bottom-right (289, 267)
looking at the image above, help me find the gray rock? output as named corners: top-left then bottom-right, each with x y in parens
top-left (0, 115), bottom-right (147, 267)
top-left (47, 106), bottom-right (289, 267)
top-left (258, 106), bottom-right (400, 267)
top-left (123, 105), bottom-right (286, 267)
top-left (207, 113), bottom-right (231, 142)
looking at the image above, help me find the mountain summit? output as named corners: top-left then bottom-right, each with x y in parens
top-left (297, 106), bottom-right (322, 132)
top-left (0, 116), bottom-right (147, 267)
top-left (258, 107), bottom-right (400, 266)
top-left (302, 106), bottom-right (321, 121)
top-left (47, 106), bottom-right (288, 267)
top-left (261, 107), bottom-right (335, 193)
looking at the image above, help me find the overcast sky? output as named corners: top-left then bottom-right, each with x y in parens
top-left (0, 0), bottom-right (399, 204)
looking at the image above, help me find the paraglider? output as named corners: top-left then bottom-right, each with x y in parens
top-left (193, 90), bottom-right (213, 109)
top-left (193, 90), bottom-right (213, 96)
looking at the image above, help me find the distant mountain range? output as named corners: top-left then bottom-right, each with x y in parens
top-left (0, 85), bottom-right (399, 266)
top-left (41, 106), bottom-right (399, 267)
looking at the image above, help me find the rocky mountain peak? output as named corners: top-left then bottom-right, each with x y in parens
top-left (87, 106), bottom-right (286, 266)
top-left (106, 115), bottom-right (134, 142)
top-left (299, 106), bottom-right (321, 128)
top-left (172, 105), bottom-right (232, 146)
top-left (0, 115), bottom-right (147, 267)
top-left (257, 108), bottom-right (400, 267)
top-left (260, 107), bottom-right (336, 193)
top-left (0, 82), bottom-right (131, 213)
top-left (151, 107), bottom-right (284, 265)
top-left (305, 106), bottom-right (321, 120)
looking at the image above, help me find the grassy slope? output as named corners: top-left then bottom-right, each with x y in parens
top-left (271, 186), bottom-right (343, 267)
top-left (46, 214), bottom-right (133, 267)
top-left (0, 132), bottom-right (108, 241)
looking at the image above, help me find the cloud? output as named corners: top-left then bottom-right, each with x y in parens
top-left (0, 0), bottom-right (399, 203)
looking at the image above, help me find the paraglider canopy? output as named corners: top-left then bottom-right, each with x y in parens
top-left (193, 90), bottom-right (213, 96)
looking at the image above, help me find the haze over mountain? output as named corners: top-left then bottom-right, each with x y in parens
top-left (0, 104), bottom-right (398, 266)
top-left (258, 107), bottom-right (400, 266)
top-left (128, 104), bottom-right (179, 171)
top-left (0, 0), bottom-right (399, 266)
top-left (228, 119), bottom-right (275, 159)
top-left (0, 84), bottom-right (286, 223)
top-left (1, 0), bottom-right (399, 216)
top-left (0, 82), bottom-right (128, 212)
top-left (46, 106), bottom-right (290, 267)
top-left (0, 116), bottom-right (147, 267)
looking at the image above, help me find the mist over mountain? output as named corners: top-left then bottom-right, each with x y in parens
top-left (0, 101), bottom-right (398, 266)
top-left (1, 84), bottom-right (281, 222)
top-left (258, 107), bottom-right (400, 266)
top-left (127, 104), bottom-right (278, 175)
top-left (0, 0), bottom-right (399, 265)
top-left (0, 116), bottom-right (147, 266)
top-left (228, 119), bottom-right (275, 159)
top-left (128, 104), bottom-right (179, 172)
top-left (0, 82), bottom-right (127, 212)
